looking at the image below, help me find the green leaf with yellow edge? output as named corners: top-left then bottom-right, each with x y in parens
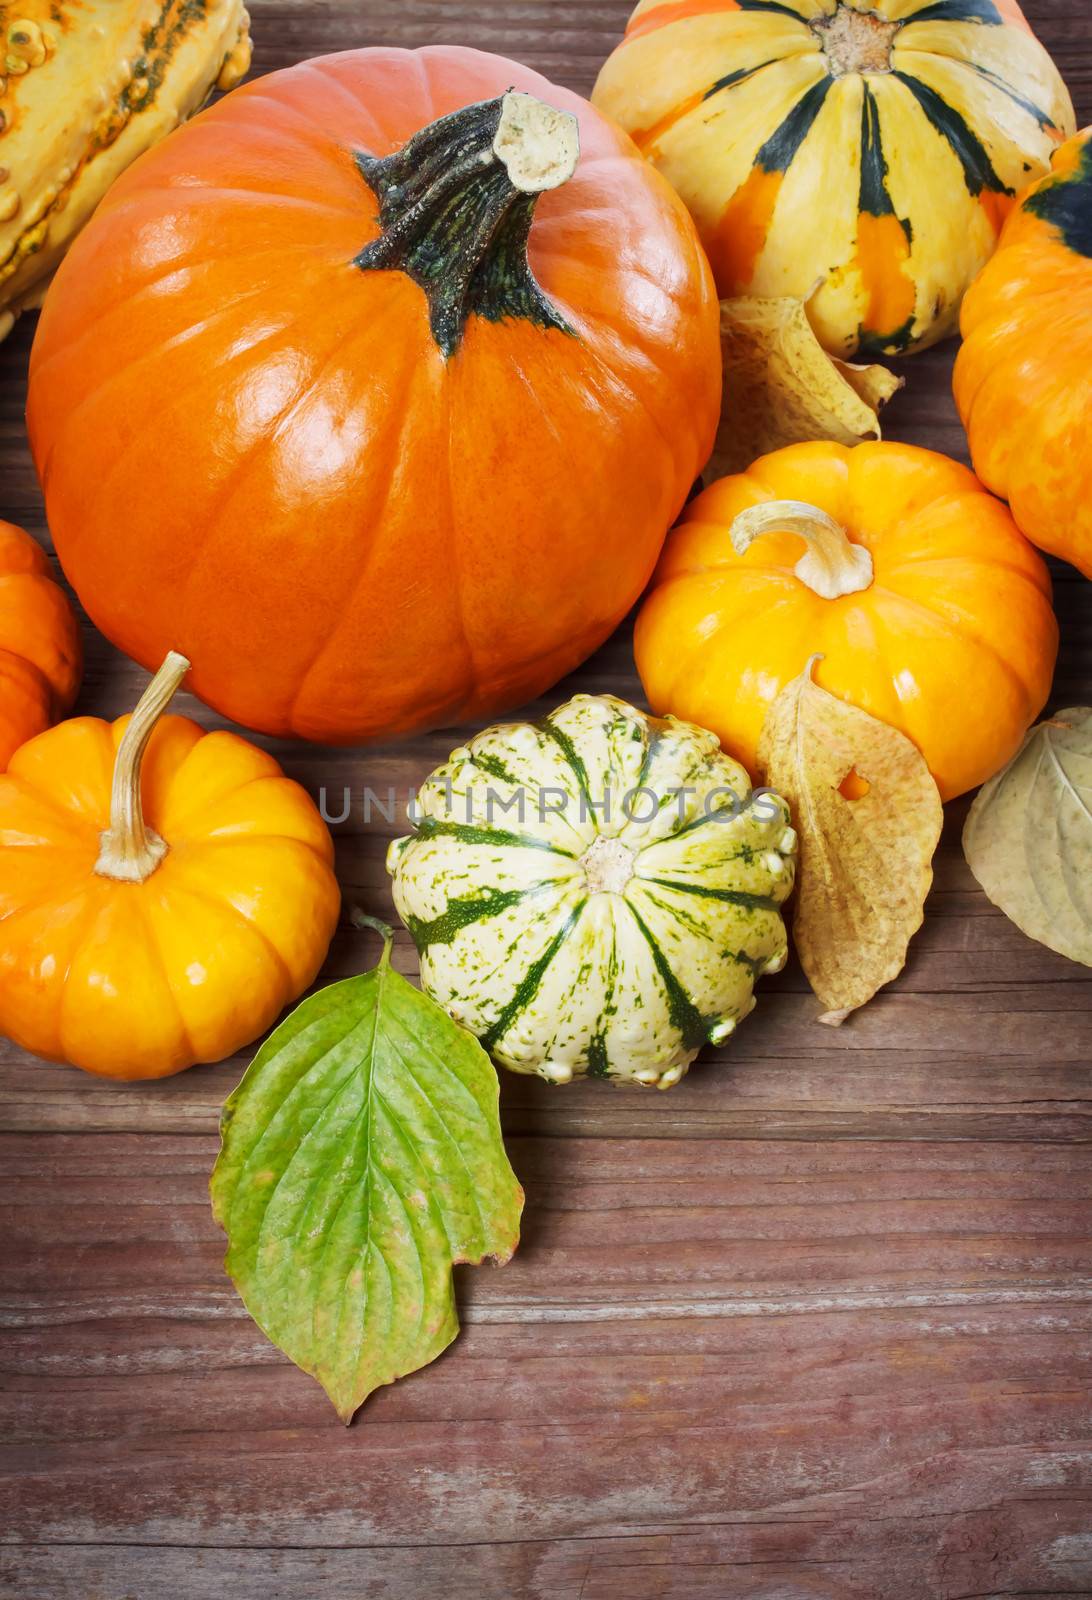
top-left (964, 709), bottom-right (1092, 967)
top-left (210, 916), bottom-right (524, 1423)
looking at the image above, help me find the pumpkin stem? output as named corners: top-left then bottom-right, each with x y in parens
top-left (729, 500), bottom-right (874, 600)
top-left (812, 6), bottom-right (899, 77)
top-left (94, 651), bottom-right (190, 884)
top-left (354, 89), bottom-right (580, 358)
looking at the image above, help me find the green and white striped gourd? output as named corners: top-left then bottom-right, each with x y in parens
top-left (387, 694), bottom-right (797, 1089)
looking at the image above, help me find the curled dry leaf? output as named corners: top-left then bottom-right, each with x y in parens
top-left (710, 296), bottom-right (903, 478)
top-left (963, 709), bottom-right (1092, 966)
top-left (758, 657), bottom-right (944, 1023)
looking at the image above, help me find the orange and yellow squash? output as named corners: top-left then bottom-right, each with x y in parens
top-left (593, 0), bottom-right (1075, 358)
top-left (956, 127), bottom-right (1092, 579)
top-left (0, 0), bottom-right (252, 341)
top-left (0, 519), bottom-right (80, 769)
top-left (0, 653), bottom-right (340, 1078)
top-left (634, 441), bottom-right (1059, 801)
top-left (27, 48), bottom-right (721, 746)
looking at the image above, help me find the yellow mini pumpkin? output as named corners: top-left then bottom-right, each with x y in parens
top-left (593, 0), bottom-right (1075, 357)
top-left (0, 653), bottom-right (340, 1078)
top-left (634, 441), bottom-right (1059, 801)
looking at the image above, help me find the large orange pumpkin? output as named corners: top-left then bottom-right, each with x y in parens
top-left (955, 127), bottom-right (1092, 579)
top-left (27, 48), bottom-right (721, 745)
top-left (0, 520), bottom-right (81, 770)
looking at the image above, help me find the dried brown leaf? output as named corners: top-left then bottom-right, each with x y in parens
top-left (758, 657), bottom-right (944, 1021)
top-left (711, 296), bottom-right (903, 477)
top-left (963, 709), bottom-right (1092, 966)
top-left (833, 356), bottom-right (903, 412)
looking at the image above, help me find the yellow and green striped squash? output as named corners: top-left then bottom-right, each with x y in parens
top-left (592, 0), bottom-right (1075, 357)
top-left (387, 695), bottom-right (797, 1090)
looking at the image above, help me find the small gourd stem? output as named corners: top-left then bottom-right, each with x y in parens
top-left (354, 89), bottom-right (580, 358)
top-left (350, 909), bottom-right (395, 969)
top-left (93, 652), bottom-right (190, 884)
top-left (729, 500), bottom-right (874, 600)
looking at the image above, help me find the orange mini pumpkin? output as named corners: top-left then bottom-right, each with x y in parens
top-left (635, 441), bottom-right (1058, 801)
top-left (27, 48), bottom-right (721, 745)
top-left (0, 520), bottom-right (81, 769)
top-left (956, 128), bottom-right (1092, 579)
top-left (0, 654), bottom-right (341, 1079)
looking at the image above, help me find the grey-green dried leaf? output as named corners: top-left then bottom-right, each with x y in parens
top-left (963, 709), bottom-right (1092, 966)
top-left (210, 925), bottom-right (524, 1423)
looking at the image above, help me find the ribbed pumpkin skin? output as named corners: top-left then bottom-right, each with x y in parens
top-left (0, 521), bottom-right (81, 770)
top-left (387, 695), bottom-right (796, 1089)
top-left (956, 128), bottom-right (1092, 579)
top-left (27, 47), bottom-right (721, 746)
top-left (593, 0), bottom-right (1074, 357)
top-left (635, 441), bottom-right (1059, 802)
top-left (0, 714), bottom-right (340, 1079)
top-left (0, 0), bottom-right (251, 341)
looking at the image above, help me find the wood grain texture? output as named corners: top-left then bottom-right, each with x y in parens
top-left (2, 3), bottom-right (1091, 1597)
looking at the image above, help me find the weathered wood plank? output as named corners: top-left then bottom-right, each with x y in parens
top-left (2, 1309), bottom-right (1091, 1594)
top-left (1, 1), bottom-right (1090, 1596)
top-left (3, 1136), bottom-right (1090, 1312)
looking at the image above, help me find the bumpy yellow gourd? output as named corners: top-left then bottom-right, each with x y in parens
top-left (0, 0), bottom-right (251, 340)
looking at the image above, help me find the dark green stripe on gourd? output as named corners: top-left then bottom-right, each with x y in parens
top-left (738, 0), bottom-right (811, 15)
top-left (669, 798), bottom-right (755, 841)
top-left (413, 817), bottom-right (576, 856)
top-left (1026, 140), bottom-right (1092, 257)
top-left (542, 719), bottom-right (594, 811)
top-left (961, 61), bottom-right (1058, 133)
top-left (625, 903), bottom-right (710, 1053)
top-left (585, 1033), bottom-right (611, 1078)
top-left (904, 0), bottom-right (1004, 23)
top-left (892, 71), bottom-right (1011, 199)
top-left (754, 77), bottom-right (833, 174)
top-left (859, 85), bottom-right (910, 240)
top-left (704, 59), bottom-right (778, 104)
top-left (471, 752), bottom-right (519, 784)
top-left (854, 81), bottom-right (917, 357)
top-left (634, 727), bottom-right (664, 794)
top-left (586, 928), bottom-right (621, 1077)
top-left (405, 883), bottom-right (559, 951)
top-left (480, 906), bottom-right (585, 1052)
top-left (857, 311), bottom-right (918, 360)
top-left (726, 948), bottom-right (769, 980)
top-left (646, 878), bottom-right (780, 913)
top-left (639, 889), bottom-right (719, 942)
top-left (355, 92), bottom-right (578, 359)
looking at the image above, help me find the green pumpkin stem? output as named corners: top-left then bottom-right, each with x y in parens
top-left (94, 651), bottom-right (190, 884)
top-left (354, 90), bottom-right (580, 358)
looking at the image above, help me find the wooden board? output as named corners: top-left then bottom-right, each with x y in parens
top-left (2, 4), bottom-right (1091, 1597)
